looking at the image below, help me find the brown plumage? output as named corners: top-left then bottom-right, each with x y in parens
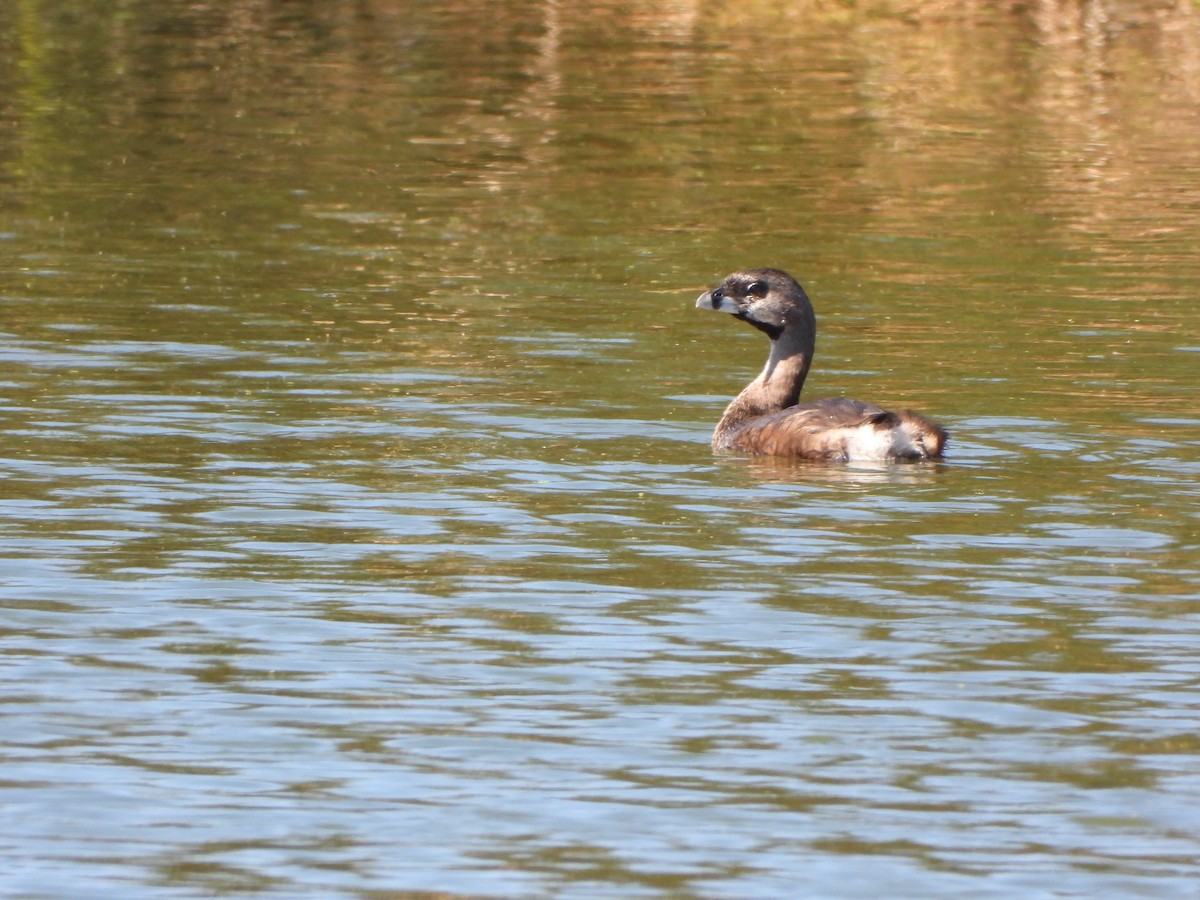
top-left (695, 268), bottom-right (947, 462)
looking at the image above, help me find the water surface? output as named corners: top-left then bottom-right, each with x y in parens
top-left (2, 1), bottom-right (1200, 897)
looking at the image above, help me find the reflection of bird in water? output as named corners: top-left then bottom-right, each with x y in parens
top-left (695, 268), bottom-right (947, 462)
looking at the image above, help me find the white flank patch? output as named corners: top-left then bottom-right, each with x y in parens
top-left (843, 423), bottom-right (919, 461)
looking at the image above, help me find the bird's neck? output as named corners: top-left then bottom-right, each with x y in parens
top-left (713, 339), bottom-right (812, 445)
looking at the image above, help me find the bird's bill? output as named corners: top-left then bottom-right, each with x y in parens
top-left (695, 290), bottom-right (740, 314)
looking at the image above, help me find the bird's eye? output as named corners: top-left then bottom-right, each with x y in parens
top-left (746, 281), bottom-right (768, 299)
top-left (711, 288), bottom-right (724, 303)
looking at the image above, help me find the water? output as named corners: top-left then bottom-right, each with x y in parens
top-left (2, 1), bottom-right (1200, 896)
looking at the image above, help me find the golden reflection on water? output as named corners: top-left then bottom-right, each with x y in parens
top-left (2, 1), bottom-right (1200, 898)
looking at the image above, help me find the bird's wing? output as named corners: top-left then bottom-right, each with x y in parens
top-left (727, 399), bottom-right (898, 459)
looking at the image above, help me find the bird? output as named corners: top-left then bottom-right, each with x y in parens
top-left (694, 268), bottom-right (947, 461)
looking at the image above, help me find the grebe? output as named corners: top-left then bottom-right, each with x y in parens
top-left (695, 268), bottom-right (946, 461)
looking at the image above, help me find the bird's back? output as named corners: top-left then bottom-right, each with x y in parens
top-left (719, 398), bottom-right (946, 461)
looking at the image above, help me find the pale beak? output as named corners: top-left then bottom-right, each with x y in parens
top-left (695, 290), bottom-right (740, 313)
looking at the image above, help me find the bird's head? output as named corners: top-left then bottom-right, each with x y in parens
top-left (695, 268), bottom-right (814, 340)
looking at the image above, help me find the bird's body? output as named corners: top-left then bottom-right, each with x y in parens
top-left (695, 268), bottom-right (946, 462)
